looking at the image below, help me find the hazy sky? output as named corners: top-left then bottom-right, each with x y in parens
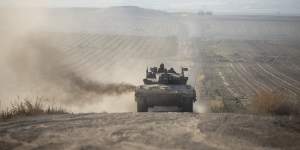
top-left (1, 0), bottom-right (300, 14)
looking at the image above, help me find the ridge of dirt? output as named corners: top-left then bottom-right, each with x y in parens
top-left (0, 113), bottom-right (299, 150)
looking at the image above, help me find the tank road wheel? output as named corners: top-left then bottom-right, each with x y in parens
top-left (137, 100), bottom-right (148, 112)
top-left (182, 99), bottom-right (193, 112)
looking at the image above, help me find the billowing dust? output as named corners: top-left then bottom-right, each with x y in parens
top-left (0, 2), bottom-right (202, 113)
top-left (0, 5), bottom-right (137, 113)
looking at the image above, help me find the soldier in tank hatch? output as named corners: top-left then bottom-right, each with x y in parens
top-left (158, 63), bottom-right (165, 73)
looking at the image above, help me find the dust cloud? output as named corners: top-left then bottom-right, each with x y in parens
top-left (68, 73), bottom-right (135, 96)
top-left (0, 2), bottom-right (137, 113)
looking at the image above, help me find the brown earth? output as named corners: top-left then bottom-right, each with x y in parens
top-left (0, 113), bottom-right (299, 150)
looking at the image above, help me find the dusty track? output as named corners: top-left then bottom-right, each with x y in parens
top-left (0, 113), bottom-right (299, 150)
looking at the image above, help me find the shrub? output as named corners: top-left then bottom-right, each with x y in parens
top-left (0, 98), bottom-right (66, 121)
top-left (209, 100), bottom-right (225, 113)
top-left (250, 90), bottom-right (299, 115)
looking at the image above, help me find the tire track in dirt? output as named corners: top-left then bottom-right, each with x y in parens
top-left (256, 63), bottom-right (300, 95)
top-left (229, 63), bottom-right (258, 95)
top-left (265, 64), bottom-right (300, 86)
top-left (236, 63), bottom-right (272, 92)
top-left (217, 71), bottom-right (240, 98)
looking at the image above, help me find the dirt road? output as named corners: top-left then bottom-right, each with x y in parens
top-left (0, 113), bottom-right (299, 150)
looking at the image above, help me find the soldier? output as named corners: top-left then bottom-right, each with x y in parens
top-left (158, 63), bottom-right (165, 73)
top-left (168, 67), bottom-right (176, 73)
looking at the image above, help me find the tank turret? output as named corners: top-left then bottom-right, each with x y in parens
top-left (144, 65), bottom-right (189, 85)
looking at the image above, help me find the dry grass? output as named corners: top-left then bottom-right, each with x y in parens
top-left (250, 90), bottom-right (299, 116)
top-left (0, 98), bottom-right (66, 121)
top-left (209, 100), bottom-right (225, 113)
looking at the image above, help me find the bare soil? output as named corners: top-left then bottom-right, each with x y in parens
top-left (0, 113), bottom-right (299, 150)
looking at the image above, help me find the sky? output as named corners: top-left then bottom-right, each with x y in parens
top-left (1, 0), bottom-right (300, 15)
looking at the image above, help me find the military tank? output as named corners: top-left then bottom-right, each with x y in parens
top-left (135, 63), bottom-right (196, 112)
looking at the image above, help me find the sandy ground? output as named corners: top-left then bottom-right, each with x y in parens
top-left (0, 113), bottom-right (299, 150)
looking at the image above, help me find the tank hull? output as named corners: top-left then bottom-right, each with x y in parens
top-left (135, 84), bottom-right (196, 111)
top-left (136, 92), bottom-right (183, 107)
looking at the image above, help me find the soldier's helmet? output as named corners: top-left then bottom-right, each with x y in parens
top-left (160, 63), bottom-right (164, 69)
top-left (169, 67), bottom-right (176, 73)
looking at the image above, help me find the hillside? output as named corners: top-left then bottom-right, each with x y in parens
top-left (2, 6), bottom-right (300, 38)
top-left (45, 7), bottom-right (300, 39)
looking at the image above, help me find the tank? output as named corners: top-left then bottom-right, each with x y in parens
top-left (135, 63), bottom-right (196, 112)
